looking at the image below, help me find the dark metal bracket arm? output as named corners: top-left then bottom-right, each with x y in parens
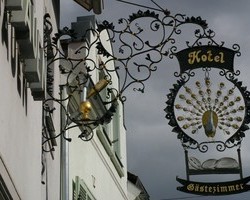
top-left (42, 0), bottom-right (218, 152)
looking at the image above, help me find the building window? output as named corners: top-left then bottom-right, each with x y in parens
top-left (72, 176), bottom-right (96, 200)
top-left (97, 62), bottom-right (121, 153)
top-left (0, 174), bottom-right (13, 200)
top-left (0, 156), bottom-right (21, 199)
top-left (98, 68), bottom-right (108, 101)
top-left (112, 106), bottom-right (121, 158)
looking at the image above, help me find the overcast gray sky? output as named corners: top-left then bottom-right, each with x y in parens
top-left (61, 1), bottom-right (250, 200)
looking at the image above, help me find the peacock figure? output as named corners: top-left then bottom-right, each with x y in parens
top-left (174, 77), bottom-right (245, 139)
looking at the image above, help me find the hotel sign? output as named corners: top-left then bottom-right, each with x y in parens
top-left (175, 46), bottom-right (236, 73)
top-left (170, 43), bottom-right (250, 197)
top-left (177, 177), bottom-right (250, 196)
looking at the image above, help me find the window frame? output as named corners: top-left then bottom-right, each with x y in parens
top-left (73, 176), bottom-right (96, 200)
top-left (0, 155), bottom-right (21, 200)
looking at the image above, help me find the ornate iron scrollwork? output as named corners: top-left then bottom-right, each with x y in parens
top-left (42, 0), bottom-right (215, 151)
top-left (95, 9), bottom-right (208, 97)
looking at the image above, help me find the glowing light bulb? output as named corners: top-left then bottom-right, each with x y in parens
top-left (196, 81), bottom-right (201, 88)
top-left (232, 124), bottom-right (239, 129)
top-left (79, 100), bottom-right (92, 120)
top-left (219, 82), bottom-right (225, 88)
top-left (177, 116), bottom-right (185, 121)
top-left (199, 90), bottom-right (204, 96)
top-left (191, 93), bottom-right (197, 100)
top-left (235, 96), bottom-right (241, 102)
top-left (179, 94), bottom-right (186, 100)
top-left (175, 104), bottom-right (182, 109)
top-left (224, 96), bottom-right (229, 101)
top-left (235, 117), bottom-right (243, 122)
top-left (238, 106), bottom-right (245, 111)
top-left (228, 89), bottom-right (234, 95)
top-left (207, 88), bottom-right (211, 95)
top-left (185, 87), bottom-right (192, 93)
top-left (205, 78), bottom-right (211, 86)
top-left (228, 101), bottom-right (235, 107)
top-left (186, 99), bottom-right (192, 105)
top-left (217, 91), bottom-right (222, 97)
top-left (182, 124), bottom-right (190, 129)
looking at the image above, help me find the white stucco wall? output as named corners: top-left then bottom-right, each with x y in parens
top-left (0, 3), bottom-right (130, 198)
top-left (0, 1), bottom-right (61, 199)
top-left (69, 122), bottom-right (128, 200)
top-left (68, 17), bottom-right (128, 200)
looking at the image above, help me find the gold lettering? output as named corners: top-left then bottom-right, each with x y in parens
top-left (207, 50), bottom-right (213, 62)
top-left (195, 184), bottom-right (200, 192)
top-left (188, 51), bottom-right (201, 64)
top-left (217, 185), bottom-right (220, 192)
top-left (228, 185), bottom-right (235, 192)
top-left (219, 52), bottom-right (225, 63)
top-left (200, 186), bottom-right (204, 192)
top-left (220, 186), bottom-right (228, 192)
top-left (235, 184), bottom-right (240, 190)
top-left (186, 182), bottom-right (245, 194)
top-left (201, 54), bottom-right (207, 62)
top-left (213, 187), bottom-right (217, 194)
top-left (187, 184), bottom-right (194, 191)
top-left (214, 55), bottom-right (220, 62)
top-left (205, 186), bottom-right (208, 192)
top-left (187, 50), bottom-right (225, 65)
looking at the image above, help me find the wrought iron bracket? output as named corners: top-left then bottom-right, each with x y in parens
top-left (42, 0), bottom-right (221, 152)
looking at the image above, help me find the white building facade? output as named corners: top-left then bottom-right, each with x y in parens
top-left (63, 16), bottom-right (129, 200)
top-left (0, 1), bottom-right (149, 200)
top-left (0, 0), bottom-right (61, 199)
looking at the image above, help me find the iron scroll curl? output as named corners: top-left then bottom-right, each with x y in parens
top-left (42, 4), bottom-right (212, 150)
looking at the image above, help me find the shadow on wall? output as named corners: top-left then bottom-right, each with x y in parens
top-left (1, 9), bottom-right (28, 115)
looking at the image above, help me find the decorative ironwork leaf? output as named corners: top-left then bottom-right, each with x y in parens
top-left (145, 53), bottom-right (151, 61)
top-left (52, 27), bottom-right (76, 44)
top-left (163, 9), bottom-right (171, 16)
top-left (163, 51), bottom-right (169, 56)
top-left (185, 16), bottom-right (208, 29)
top-left (167, 20), bottom-right (174, 26)
top-left (128, 10), bottom-right (159, 22)
top-left (119, 48), bottom-right (124, 54)
top-left (97, 20), bottom-right (115, 32)
top-left (155, 23), bottom-right (160, 30)
top-left (194, 29), bottom-right (200, 35)
top-left (240, 124), bottom-right (249, 131)
top-left (118, 18), bottom-right (124, 24)
top-left (96, 42), bottom-right (112, 57)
